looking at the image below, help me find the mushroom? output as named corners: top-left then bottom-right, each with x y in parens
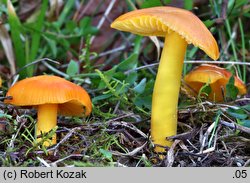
top-left (111, 6), bottom-right (219, 152)
top-left (4, 75), bottom-right (92, 146)
top-left (184, 64), bottom-right (247, 101)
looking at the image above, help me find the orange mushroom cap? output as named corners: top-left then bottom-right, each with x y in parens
top-left (111, 6), bottom-right (219, 60)
top-left (4, 75), bottom-right (92, 116)
top-left (184, 64), bottom-right (247, 101)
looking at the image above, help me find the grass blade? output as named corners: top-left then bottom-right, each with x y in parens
top-left (7, 0), bottom-right (26, 77)
top-left (238, 18), bottom-right (246, 83)
top-left (56, 1), bottom-right (75, 28)
top-left (225, 20), bottom-right (242, 80)
top-left (28, 0), bottom-right (49, 76)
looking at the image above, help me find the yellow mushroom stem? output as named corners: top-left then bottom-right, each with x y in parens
top-left (37, 104), bottom-right (58, 146)
top-left (151, 31), bottom-right (187, 152)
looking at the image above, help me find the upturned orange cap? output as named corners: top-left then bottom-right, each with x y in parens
top-left (111, 6), bottom-right (219, 60)
top-left (184, 64), bottom-right (247, 101)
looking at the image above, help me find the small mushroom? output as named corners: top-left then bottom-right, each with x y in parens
top-left (111, 7), bottom-right (219, 152)
top-left (4, 75), bottom-right (92, 146)
top-left (184, 64), bottom-right (247, 101)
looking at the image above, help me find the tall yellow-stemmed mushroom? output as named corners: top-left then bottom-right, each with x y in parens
top-left (111, 7), bottom-right (219, 152)
top-left (4, 75), bottom-right (92, 146)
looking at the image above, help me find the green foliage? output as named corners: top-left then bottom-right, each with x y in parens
top-left (91, 46), bottom-right (152, 113)
top-left (184, 0), bottom-right (193, 10)
top-left (141, 0), bottom-right (162, 8)
top-left (197, 82), bottom-right (212, 102)
top-left (210, 0), bottom-right (249, 81)
top-left (239, 119), bottom-right (250, 128)
top-left (6, 0), bottom-right (49, 77)
top-left (133, 78), bottom-right (147, 94)
top-left (208, 110), bottom-right (221, 147)
top-left (7, 0), bottom-right (26, 77)
top-left (28, 0), bottom-right (49, 75)
top-left (80, 34), bottom-right (98, 72)
top-left (66, 60), bottom-right (79, 76)
top-left (226, 107), bottom-right (248, 120)
top-left (225, 76), bottom-right (239, 100)
top-left (99, 148), bottom-right (113, 161)
top-left (203, 19), bottom-right (216, 28)
top-left (226, 105), bottom-right (250, 128)
top-left (133, 80), bottom-right (153, 109)
top-left (2, 1), bottom-right (99, 78)
top-left (117, 53), bottom-right (138, 71)
top-left (0, 113), bottom-right (12, 119)
top-left (55, 0), bottom-right (75, 28)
